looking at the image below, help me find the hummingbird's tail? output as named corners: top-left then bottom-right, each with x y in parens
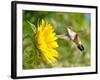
top-left (77, 44), bottom-right (84, 51)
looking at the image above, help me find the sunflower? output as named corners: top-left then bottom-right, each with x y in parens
top-left (36, 19), bottom-right (59, 64)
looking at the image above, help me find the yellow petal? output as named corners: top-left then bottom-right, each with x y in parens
top-left (47, 41), bottom-right (58, 48)
top-left (43, 49), bottom-right (57, 63)
top-left (36, 19), bottom-right (59, 64)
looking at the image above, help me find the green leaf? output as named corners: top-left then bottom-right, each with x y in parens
top-left (27, 20), bottom-right (36, 33)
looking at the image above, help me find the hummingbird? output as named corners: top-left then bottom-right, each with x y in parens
top-left (67, 26), bottom-right (84, 51)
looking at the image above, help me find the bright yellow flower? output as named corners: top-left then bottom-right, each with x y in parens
top-left (36, 19), bottom-right (59, 64)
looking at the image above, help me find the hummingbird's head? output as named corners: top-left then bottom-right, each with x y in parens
top-left (67, 26), bottom-right (72, 30)
top-left (66, 26), bottom-right (76, 41)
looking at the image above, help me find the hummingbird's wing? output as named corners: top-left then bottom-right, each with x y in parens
top-left (56, 34), bottom-right (69, 40)
top-left (74, 34), bottom-right (81, 45)
top-left (74, 34), bottom-right (84, 51)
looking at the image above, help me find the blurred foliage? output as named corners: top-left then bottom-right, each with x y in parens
top-left (23, 10), bottom-right (91, 69)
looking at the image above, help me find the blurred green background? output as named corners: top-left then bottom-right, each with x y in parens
top-left (23, 10), bottom-right (91, 69)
